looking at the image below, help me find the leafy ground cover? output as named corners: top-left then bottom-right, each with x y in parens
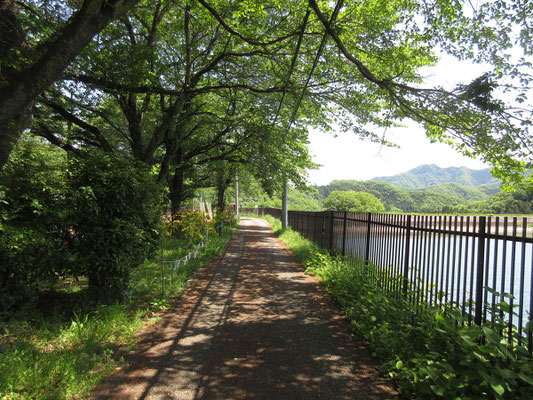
top-left (0, 228), bottom-right (235, 400)
top-left (264, 215), bottom-right (533, 399)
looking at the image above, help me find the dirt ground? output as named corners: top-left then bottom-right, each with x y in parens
top-left (90, 217), bottom-right (399, 399)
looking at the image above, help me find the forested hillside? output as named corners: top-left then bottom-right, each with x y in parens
top-left (314, 179), bottom-right (466, 213)
top-left (276, 165), bottom-right (530, 214)
top-left (372, 164), bottom-right (500, 189)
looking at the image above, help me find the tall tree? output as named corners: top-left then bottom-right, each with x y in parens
top-left (32, 1), bottom-right (316, 211)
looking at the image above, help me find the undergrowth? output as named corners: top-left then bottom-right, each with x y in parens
top-left (0, 228), bottom-right (235, 399)
top-left (267, 216), bottom-right (533, 399)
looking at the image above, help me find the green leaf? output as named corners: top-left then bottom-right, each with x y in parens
top-left (430, 384), bottom-right (445, 396)
top-left (497, 344), bottom-right (516, 361)
top-left (395, 360), bottom-right (403, 370)
top-left (491, 373), bottom-right (506, 397)
top-left (499, 301), bottom-right (511, 313)
top-left (435, 313), bottom-right (446, 322)
top-left (491, 383), bottom-right (505, 397)
top-left (519, 373), bottom-right (533, 386)
top-left (482, 326), bottom-right (502, 344)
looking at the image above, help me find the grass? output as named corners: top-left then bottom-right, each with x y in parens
top-left (0, 227), bottom-right (236, 400)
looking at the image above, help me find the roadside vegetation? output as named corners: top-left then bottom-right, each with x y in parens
top-left (264, 215), bottom-right (533, 399)
top-left (1, 1), bottom-right (532, 398)
top-left (0, 209), bottom-right (236, 400)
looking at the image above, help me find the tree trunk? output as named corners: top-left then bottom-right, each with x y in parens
top-left (0, 103), bottom-right (32, 167)
top-left (169, 167), bottom-right (185, 215)
top-left (216, 170), bottom-right (233, 212)
top-left (217, 177), bottom-right (226, 212)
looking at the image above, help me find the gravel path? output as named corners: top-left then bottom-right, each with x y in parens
top-left (90, 217), bottom-right (398, 399)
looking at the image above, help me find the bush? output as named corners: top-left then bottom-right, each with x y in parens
top-left (214, 208), bottom-right (237, 233)
top-left (166, 207), bottom-right (216, 247)
top-left (66, 151), bottom-right (162, 301)
top-left (0, 141), bottom-right (162, 309)
top-left (308, 253), bottom-right (533, 398)
top-left (0, 138), bottom-right (71, 310)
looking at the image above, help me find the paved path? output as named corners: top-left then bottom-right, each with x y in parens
top-left (91, 218), bottom-right (398, 399)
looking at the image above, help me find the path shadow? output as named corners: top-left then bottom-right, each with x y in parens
top-left (90, 218), bottom-right (397, 399)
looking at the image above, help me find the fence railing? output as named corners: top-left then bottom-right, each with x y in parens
top-left (243, 207), bottom-right (533, 352)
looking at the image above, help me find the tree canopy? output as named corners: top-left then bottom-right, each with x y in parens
top-left (1, 0), bottom-right (531, 187)
top-left (324, 190), bottom-right (385, 213)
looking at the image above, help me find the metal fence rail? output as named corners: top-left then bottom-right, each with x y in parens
top-left (243, 208), bottom-right (533, 352)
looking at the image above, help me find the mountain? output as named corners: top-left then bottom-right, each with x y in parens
top-left (415, 182), bottom-right (492, 202)
top-left (371, 164), bottom-right (500, 189)
top-left (313, 165), bottom-right (502, 213)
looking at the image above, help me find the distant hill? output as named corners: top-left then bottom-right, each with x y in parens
top-left (372, 164), bottom-right (500, 190)
top-left (308, 165), bottom-right (533, 214)
top-left (315, 179), bottom-right (467, 213)
top-left (415, 182), bottom-right (493, 202)
top-left (313, 165), bottom-right (502, 213)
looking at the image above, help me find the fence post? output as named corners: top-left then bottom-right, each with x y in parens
top-left (313, 211), bottom-right (318, 242)
top-left (320, 211), bottom-right (326, 247)
top-left (365, 212), bottom-right (371, 263)
top-left (342, 211), bottom-right (348, 256)
top-left (402, 215), bottom-right (412, 295)
top-left (474, 216), bottom-right (487, 325)
top-left (329, 211), bottom-right (335, 251)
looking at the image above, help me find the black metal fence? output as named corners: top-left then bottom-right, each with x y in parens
top-left (243, 208), bottom-right (533, 351)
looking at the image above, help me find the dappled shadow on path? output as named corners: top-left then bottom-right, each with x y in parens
top-left (90, 218), bottom-right (397, 399)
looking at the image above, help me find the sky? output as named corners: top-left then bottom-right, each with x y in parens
top-left (306, 55), bottom-right (493, 186)
top-left (306, 125), bottom-right (489, 186)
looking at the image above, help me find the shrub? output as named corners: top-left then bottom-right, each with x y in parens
top-left (166, 207), bottom-right (216, 247)
top-left (66, 151), bottom-right (162, 301)
top-left (0, 142), bottom-right (163, 309)
top-left (0, 137), bottom-right (71, 311)
top-left (213, 208), bottom-right (237, 233)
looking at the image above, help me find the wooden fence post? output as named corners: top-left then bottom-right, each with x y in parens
top-left (474, 216), bottom-right (487, 325)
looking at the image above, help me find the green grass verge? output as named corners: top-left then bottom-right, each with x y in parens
top-left (0, 227), bottom-right (236, 400)
top-left (263, 216), bottom-right (533, 400)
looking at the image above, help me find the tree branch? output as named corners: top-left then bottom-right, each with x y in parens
top-left (196, 0), bottom-right (302, 47)
top-left (39, 96), bottom-right (114, 153)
